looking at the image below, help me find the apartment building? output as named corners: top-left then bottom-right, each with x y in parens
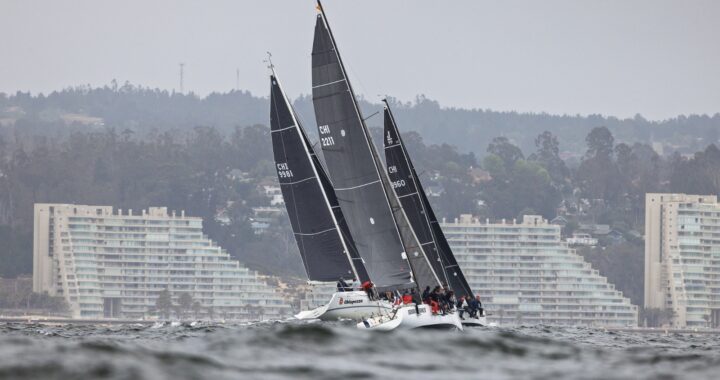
top-left (33, 204), bottom-right (290, 320)
top-left (442, 215), bottom-right (638, 326)
top-left (645, 193), bottom-right (720, 328)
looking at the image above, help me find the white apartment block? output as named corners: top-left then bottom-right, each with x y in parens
top-left (33, 204), bottom-right (290, 320)
top-left (645, 193), bottom-right (720, 328)
top-left (442, 215), bottom-right (638, 326)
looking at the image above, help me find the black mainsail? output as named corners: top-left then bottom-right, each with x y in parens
top-left (270, 72), bottom-right (369, 283)
top-left (383, 103), bottom-right (448, 285)
top-left (383, 102), bottom-right (475, 299)
top-left (311, 1), bottom-right (440, 292)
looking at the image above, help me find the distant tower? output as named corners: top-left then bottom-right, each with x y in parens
top-left (179, 63), bottom-right (185, 94)
top-left (236, 68), bottom-right (240, 91)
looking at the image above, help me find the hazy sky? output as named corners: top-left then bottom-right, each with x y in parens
top-left (1, 0), bottom-right (718, 120)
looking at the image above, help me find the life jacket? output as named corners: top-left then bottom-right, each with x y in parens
top-left (430, 300), bottom-right (440, 314)
top-left (361, 281), bottom-right (373, 290)
top-left (402, 294), bottom-right (413, 304)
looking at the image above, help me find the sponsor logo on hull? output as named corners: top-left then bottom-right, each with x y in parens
top-left (338, 297), bottom-right (363, 305)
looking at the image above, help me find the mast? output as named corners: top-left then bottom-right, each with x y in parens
top-left (312, 0), bottom-right (441, 292)
top-left (270, 65), bottom-right (368, 283)
top-left (383, 100), bottom-right (475, 298)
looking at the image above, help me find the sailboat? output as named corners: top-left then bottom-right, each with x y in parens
top-left (383, 100), bottom-right (489, 327)
top-left (311, 0), bottom-right (461, 330)
top-left (269, 69), bottom-right (392, 320)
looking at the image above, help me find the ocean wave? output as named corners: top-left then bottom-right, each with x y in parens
top-left (1, 322), bottom-right (719, 379)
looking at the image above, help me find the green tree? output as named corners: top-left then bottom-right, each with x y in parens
top-left (191, 301), bottom-right (203, 319)
top-left (584, 126), bottom-right (614, 160)
top-left (177, 292), bottom-right (194, 319)
top-left (487, 136), bottom-right (524, 168)
top-left (670, 144), bottom-right (720, 195)
top-left (529, 131), bottom-right (570, 189)
top-left (156, 288), bottom-right (173, 319)
top-left (577, 127), bottom-right (621, 202)
top-left (482, 142), bottom-right (560, 220)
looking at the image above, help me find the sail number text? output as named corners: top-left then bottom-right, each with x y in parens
top-left (321, 136), bottom-right (335, 147)
top-left (276, 163), bottom-right (294, 178)
top-left (391, 179), bottom-right (406, 189)
top-left (318, 125), bottom-right (335, 146)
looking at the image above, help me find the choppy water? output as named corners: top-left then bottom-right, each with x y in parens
top-left (1, 321), bottom-right (719, 380)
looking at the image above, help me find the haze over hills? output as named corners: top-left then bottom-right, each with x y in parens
top-left (1, 85), bottom-right (718, 161)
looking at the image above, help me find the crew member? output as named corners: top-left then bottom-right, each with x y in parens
top-left (468, 295), bottom-right (480, 318)
top-left (337, 277), bottom-right (350, 292)
top-left (457, 296), bottom-right (469, 320)
top-left (361, 281), bottom-right (375, 300)
top-left (411, 288), bottom-right (421, 314)
top-left (475, 295), bottom-right (484, 317)
top-left (402, 291), bottom-right (413, 304)
top-left (422, 286), bottom-right (431, 303)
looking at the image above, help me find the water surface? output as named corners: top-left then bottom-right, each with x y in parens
top-left (1, 321), bottom-right (717, 379)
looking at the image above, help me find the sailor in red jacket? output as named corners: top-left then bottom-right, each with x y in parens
top-left (361, 281), bottom-right (375, 300)
top-left (402, 292), bottom-right (413, 304)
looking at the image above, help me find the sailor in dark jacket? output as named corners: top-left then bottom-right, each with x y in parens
top-left (468, 295), bottom-right (483, 318)
top-left (422, 286), bottom-right (431, 303)
top-left (337, 278), bottom-right (350, 292)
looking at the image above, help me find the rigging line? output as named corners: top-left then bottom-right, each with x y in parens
top-left (385, 143), bottom-right (401, 149)
top-left (264, 51), bottom-right (275, 75)
top-left (363, 110), bottom-right (380, 121)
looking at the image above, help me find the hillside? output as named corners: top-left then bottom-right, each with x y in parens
top-left (2, 84), bottom-right (718, 160)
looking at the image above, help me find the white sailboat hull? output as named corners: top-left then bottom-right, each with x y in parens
top-left (357, 304), bottom-right (463, 331)
top-left (295, 291), bottom-right (392, 321)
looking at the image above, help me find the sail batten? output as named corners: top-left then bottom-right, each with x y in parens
top-left (312, 2), bottom-right (441, 291)
top-left (270, 73), bottom-right (368, 283)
